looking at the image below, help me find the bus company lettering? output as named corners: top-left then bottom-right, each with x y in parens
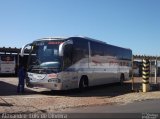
top-left (48, 73), bottom-right (58, 78)
top-left (48, 41), bottom-right (63, 45)
top-left (109, 61), bottom-right (129, 66)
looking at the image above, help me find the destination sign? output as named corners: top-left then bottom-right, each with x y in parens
top-left (48, 41), bottom-right (63, 45)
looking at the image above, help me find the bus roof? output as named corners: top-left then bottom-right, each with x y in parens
top-left (34, 36), bottom-right (131, 51)
top-left (72, 36), bottom-right (107, 44)
top-left (35, 37), bottom-right (67, 41)
top-left (35, 36), bottom-right (106, 44)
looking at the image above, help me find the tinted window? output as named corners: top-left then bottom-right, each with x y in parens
top-left (63, 44), bottom-right (73, 69)
top-left (90, 42), bottom-right (104, 56)
top-left (1, 56), bottom-right (14, 61)
top-left (72, 38), bottom-right (89, 64)
top-left (104, 44), bottom-right (132, 60)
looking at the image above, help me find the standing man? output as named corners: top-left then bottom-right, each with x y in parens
top-left (17, 64), bottom-right (25, 93)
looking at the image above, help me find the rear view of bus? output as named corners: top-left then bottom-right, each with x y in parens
top-left (0, 55), bottom-right (16, 74)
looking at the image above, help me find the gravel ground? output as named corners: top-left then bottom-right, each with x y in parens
top-left (0, 77), bottom-right (160, 113)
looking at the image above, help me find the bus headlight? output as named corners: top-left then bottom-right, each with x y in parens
top-left (48, 79), bottom-right (61, 83)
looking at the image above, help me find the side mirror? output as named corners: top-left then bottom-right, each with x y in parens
top-left (59, 40), bottom-right (73, 56)
top-left (20, 43), bottom-right (31, 57)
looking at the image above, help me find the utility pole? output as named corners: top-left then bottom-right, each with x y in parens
top-left (155, 56), bottom-right (157, 84)
top-left (131, 56), bottom-right (134, 91)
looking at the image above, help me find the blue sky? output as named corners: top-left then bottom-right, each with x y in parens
top-left (0, 0), bottom-right (160, 55)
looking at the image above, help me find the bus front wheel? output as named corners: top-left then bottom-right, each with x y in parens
top-left (120, 73), bottom-right (125, 85)
top-left (79, 76), bottom-right (88, 91)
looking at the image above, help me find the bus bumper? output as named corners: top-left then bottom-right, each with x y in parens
top-left (26, 81), bottom-right (63, 90)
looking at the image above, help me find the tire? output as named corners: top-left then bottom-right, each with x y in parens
top-left (120, 74), bottom-right (125, 85)
top-left (79, 76), bottom-right (88, 91)
top-left (25, 77), bottom-right (33, 88)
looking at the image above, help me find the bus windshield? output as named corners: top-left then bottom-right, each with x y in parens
top-left (28, 41), bottom-right (63, 73)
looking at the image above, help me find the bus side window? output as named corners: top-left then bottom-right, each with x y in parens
top-left (63, 44), bottom-right (73, 69)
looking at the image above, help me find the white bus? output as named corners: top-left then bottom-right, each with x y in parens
top-left (0, 55), bottom-right (16, 74)
top-left (21, 36), bottom-right (132, 90)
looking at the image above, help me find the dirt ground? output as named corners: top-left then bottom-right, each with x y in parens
top-left (0, 77), bottom-right (160, 113)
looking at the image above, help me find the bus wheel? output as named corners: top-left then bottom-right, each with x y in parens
top-left (79, 76), bottom-right (88, 91)
top-left (120, 74), bottom-right (125, 85)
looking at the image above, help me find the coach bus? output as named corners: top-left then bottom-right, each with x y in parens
top-left (20, 36), bottom-right (132, 90)
top-left (0, 55), bottom-right (16, 74)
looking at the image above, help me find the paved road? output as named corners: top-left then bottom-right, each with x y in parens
top-left (62, 99), bottom-right (160, 113)
top-left (60, 100), bottom-right (160, 119)
top-left (0, 77), bottom-right (160, 118)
